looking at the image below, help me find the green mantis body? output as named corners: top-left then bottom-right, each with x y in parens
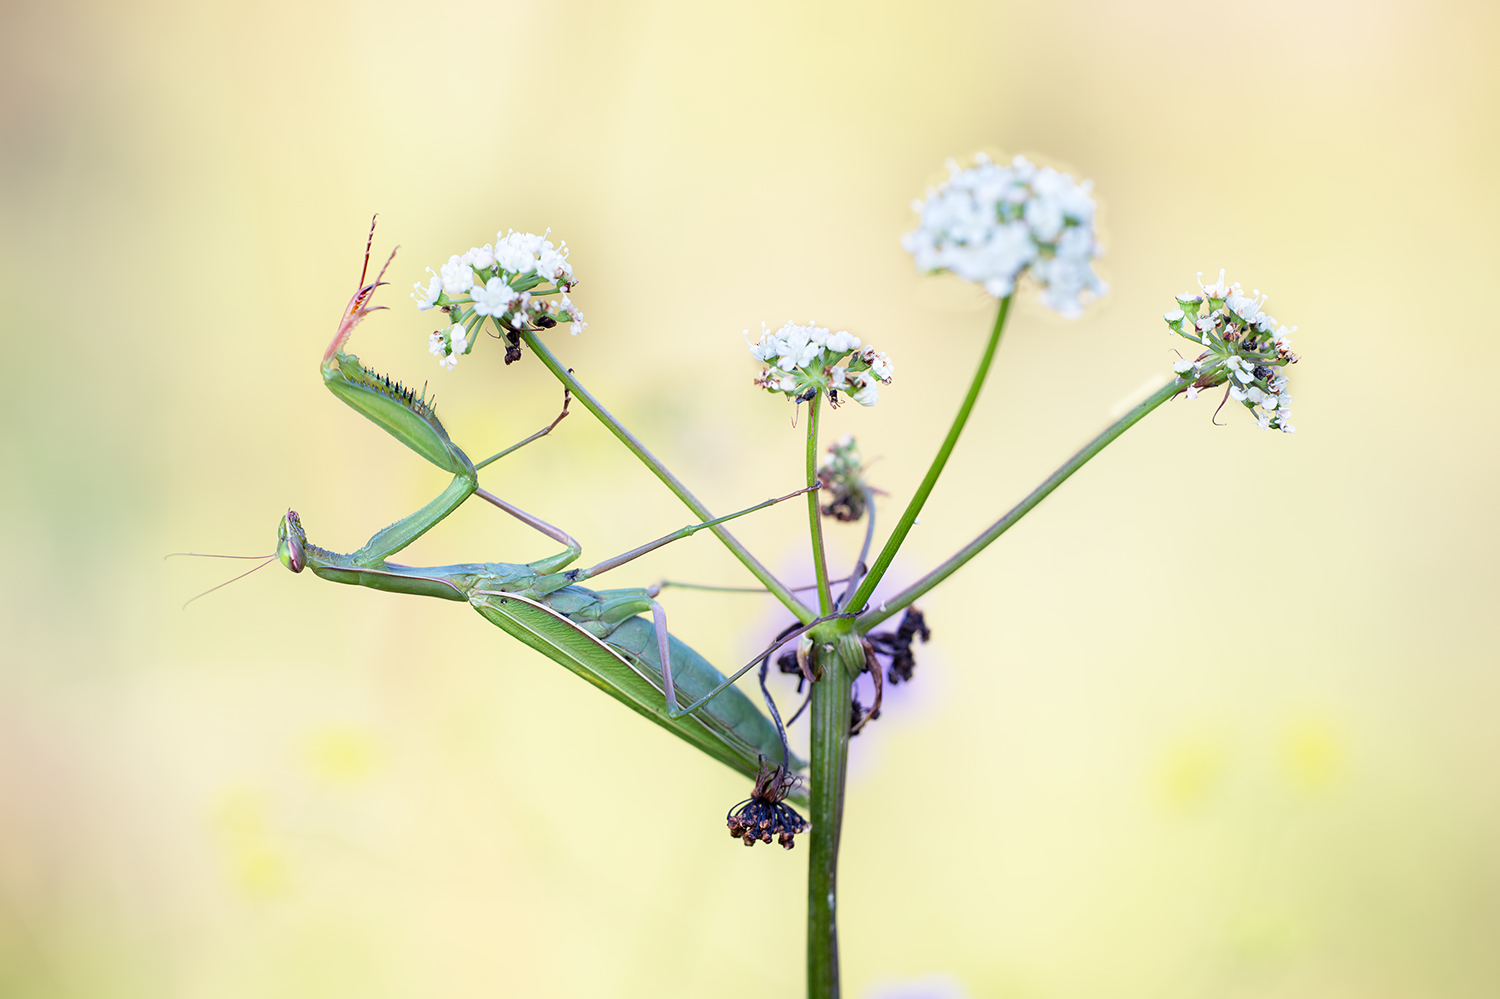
top-left (282, 514), bottom-right (798, 777)
top-left (277, 241), bottom-right (804, 783)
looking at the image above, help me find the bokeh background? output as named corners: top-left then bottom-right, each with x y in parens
top-left (3, 0), bottom-right (1498, 996)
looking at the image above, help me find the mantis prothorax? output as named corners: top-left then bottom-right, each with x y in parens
top-left (278, 231), bottom-right (817, 785)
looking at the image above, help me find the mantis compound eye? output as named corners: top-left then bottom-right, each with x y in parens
top-left (276, 510), bottom-right (307, 573)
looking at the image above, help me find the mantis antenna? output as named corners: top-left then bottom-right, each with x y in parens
top-left (166, 552), bottom-right (278, 608)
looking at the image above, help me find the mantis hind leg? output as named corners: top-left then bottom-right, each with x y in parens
top-left (582, 589), bottom-right (740, 723)
top-left (650, 597), bottom-right (797, 769)
top-left (648, 598), bottom-right (680, 713)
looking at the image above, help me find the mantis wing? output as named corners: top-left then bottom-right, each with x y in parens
top-left (471, 592), bottom-right (801, 782)
top-left (603, 616), bottom-right (805, 770)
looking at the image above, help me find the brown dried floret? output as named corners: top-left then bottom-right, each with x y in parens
top-left (726, 762), bottom-right (810, 850)
top-left (866, 607), bottom-right (930, 685)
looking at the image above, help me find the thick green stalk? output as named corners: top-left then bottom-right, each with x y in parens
top-left (806, 394), bottom-right (833, 615)
top-left (858, 378), bottom-right (1184, 630)
top-left (807, 637), bottom-right (855, 999)
top-left (521, 331), bottom-right (814, 624)
top-left (843, 297), bottom-right (1012, 615)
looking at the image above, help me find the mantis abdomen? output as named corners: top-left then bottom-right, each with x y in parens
top-left (470, 586), bottom-right (800, 782)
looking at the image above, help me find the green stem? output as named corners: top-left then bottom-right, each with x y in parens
top-left (521, 332), bottom-right (815, 623)
top-left (807, 639), bottom-right (853, 999)
top-left (858, 378), bottom-right (1184, 631)
top-left (805, 394), bottom-right (843, 998)
top-left (843, 297), bottom-right (1012, 615)
top-left (806, 394), bottom-right (833, 616)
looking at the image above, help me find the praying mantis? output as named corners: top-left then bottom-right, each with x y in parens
top-left (275, 235), bottom-right (814, 786)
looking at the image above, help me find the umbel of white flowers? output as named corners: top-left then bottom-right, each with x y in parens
top-left (902, 153), bottom-right (1107, 318)
top-left (411, 229), bottom-right (586, 370)
top-left (1165, 269), bottom-right (1300, 433)
top-left (746, 322), bottom-right (894, 407)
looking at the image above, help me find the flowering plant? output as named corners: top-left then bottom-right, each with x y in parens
top-left (271, 151), bottom-right (1302, 999)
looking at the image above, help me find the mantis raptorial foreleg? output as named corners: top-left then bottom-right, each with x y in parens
top-left (344, 409), bottom-right (582, 572)
top-left (313, 223), bottom-right (573, 569)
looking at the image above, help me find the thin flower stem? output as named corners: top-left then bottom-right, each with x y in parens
top-left (806, 394), bottom-right (833, 616)
top-left (843, 296), bottom-right (1012, 615)
top-left (806, 394), bottom-right (844, 999)
top-left (857, 378), bottom-right (1185, 631)
top-left (835, 488), bottom-right (878, 611)
top-left (520, 331), bottom-right (815, 623)
top-left (807, 640), bottom-right (852, 999)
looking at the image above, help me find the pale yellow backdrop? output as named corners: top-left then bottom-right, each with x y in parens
top-left (2, 0), bottom-right (1498, 996)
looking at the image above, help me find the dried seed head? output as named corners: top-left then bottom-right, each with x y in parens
top-left (867, 607), bottom-right (931, 685)
top-left (817, 435), bottom-right (873, 523)
top-left (726, 762), bottom-right (810, 850)
top-left (774, 647), bottom-right (809, 695)
top-left (849, 691), bottom-right (882, 736)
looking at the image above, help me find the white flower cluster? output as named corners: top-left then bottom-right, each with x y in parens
top-left (410, 229), bottom-right (585, 369)
top-left (746, 322), bottom-right (893, 407)
top-left (1165, 269), bottom-right (1301, 433)
top-left (902, 153), bottom-right (1107, 317)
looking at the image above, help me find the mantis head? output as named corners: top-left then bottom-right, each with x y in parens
top-left (276, 510), bottom-right (307, 573)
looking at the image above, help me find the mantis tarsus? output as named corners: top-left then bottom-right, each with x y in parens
top-left (275, 234), bottom-right (815, 786)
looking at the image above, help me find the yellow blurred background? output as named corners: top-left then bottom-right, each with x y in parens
top-left (2, 0), bottom-right (1498, 995)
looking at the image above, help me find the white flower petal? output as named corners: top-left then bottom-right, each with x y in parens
top-left (412, 269), bottom-right (443, 311)
top-left (439, 255), bottom-right (475, 295)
